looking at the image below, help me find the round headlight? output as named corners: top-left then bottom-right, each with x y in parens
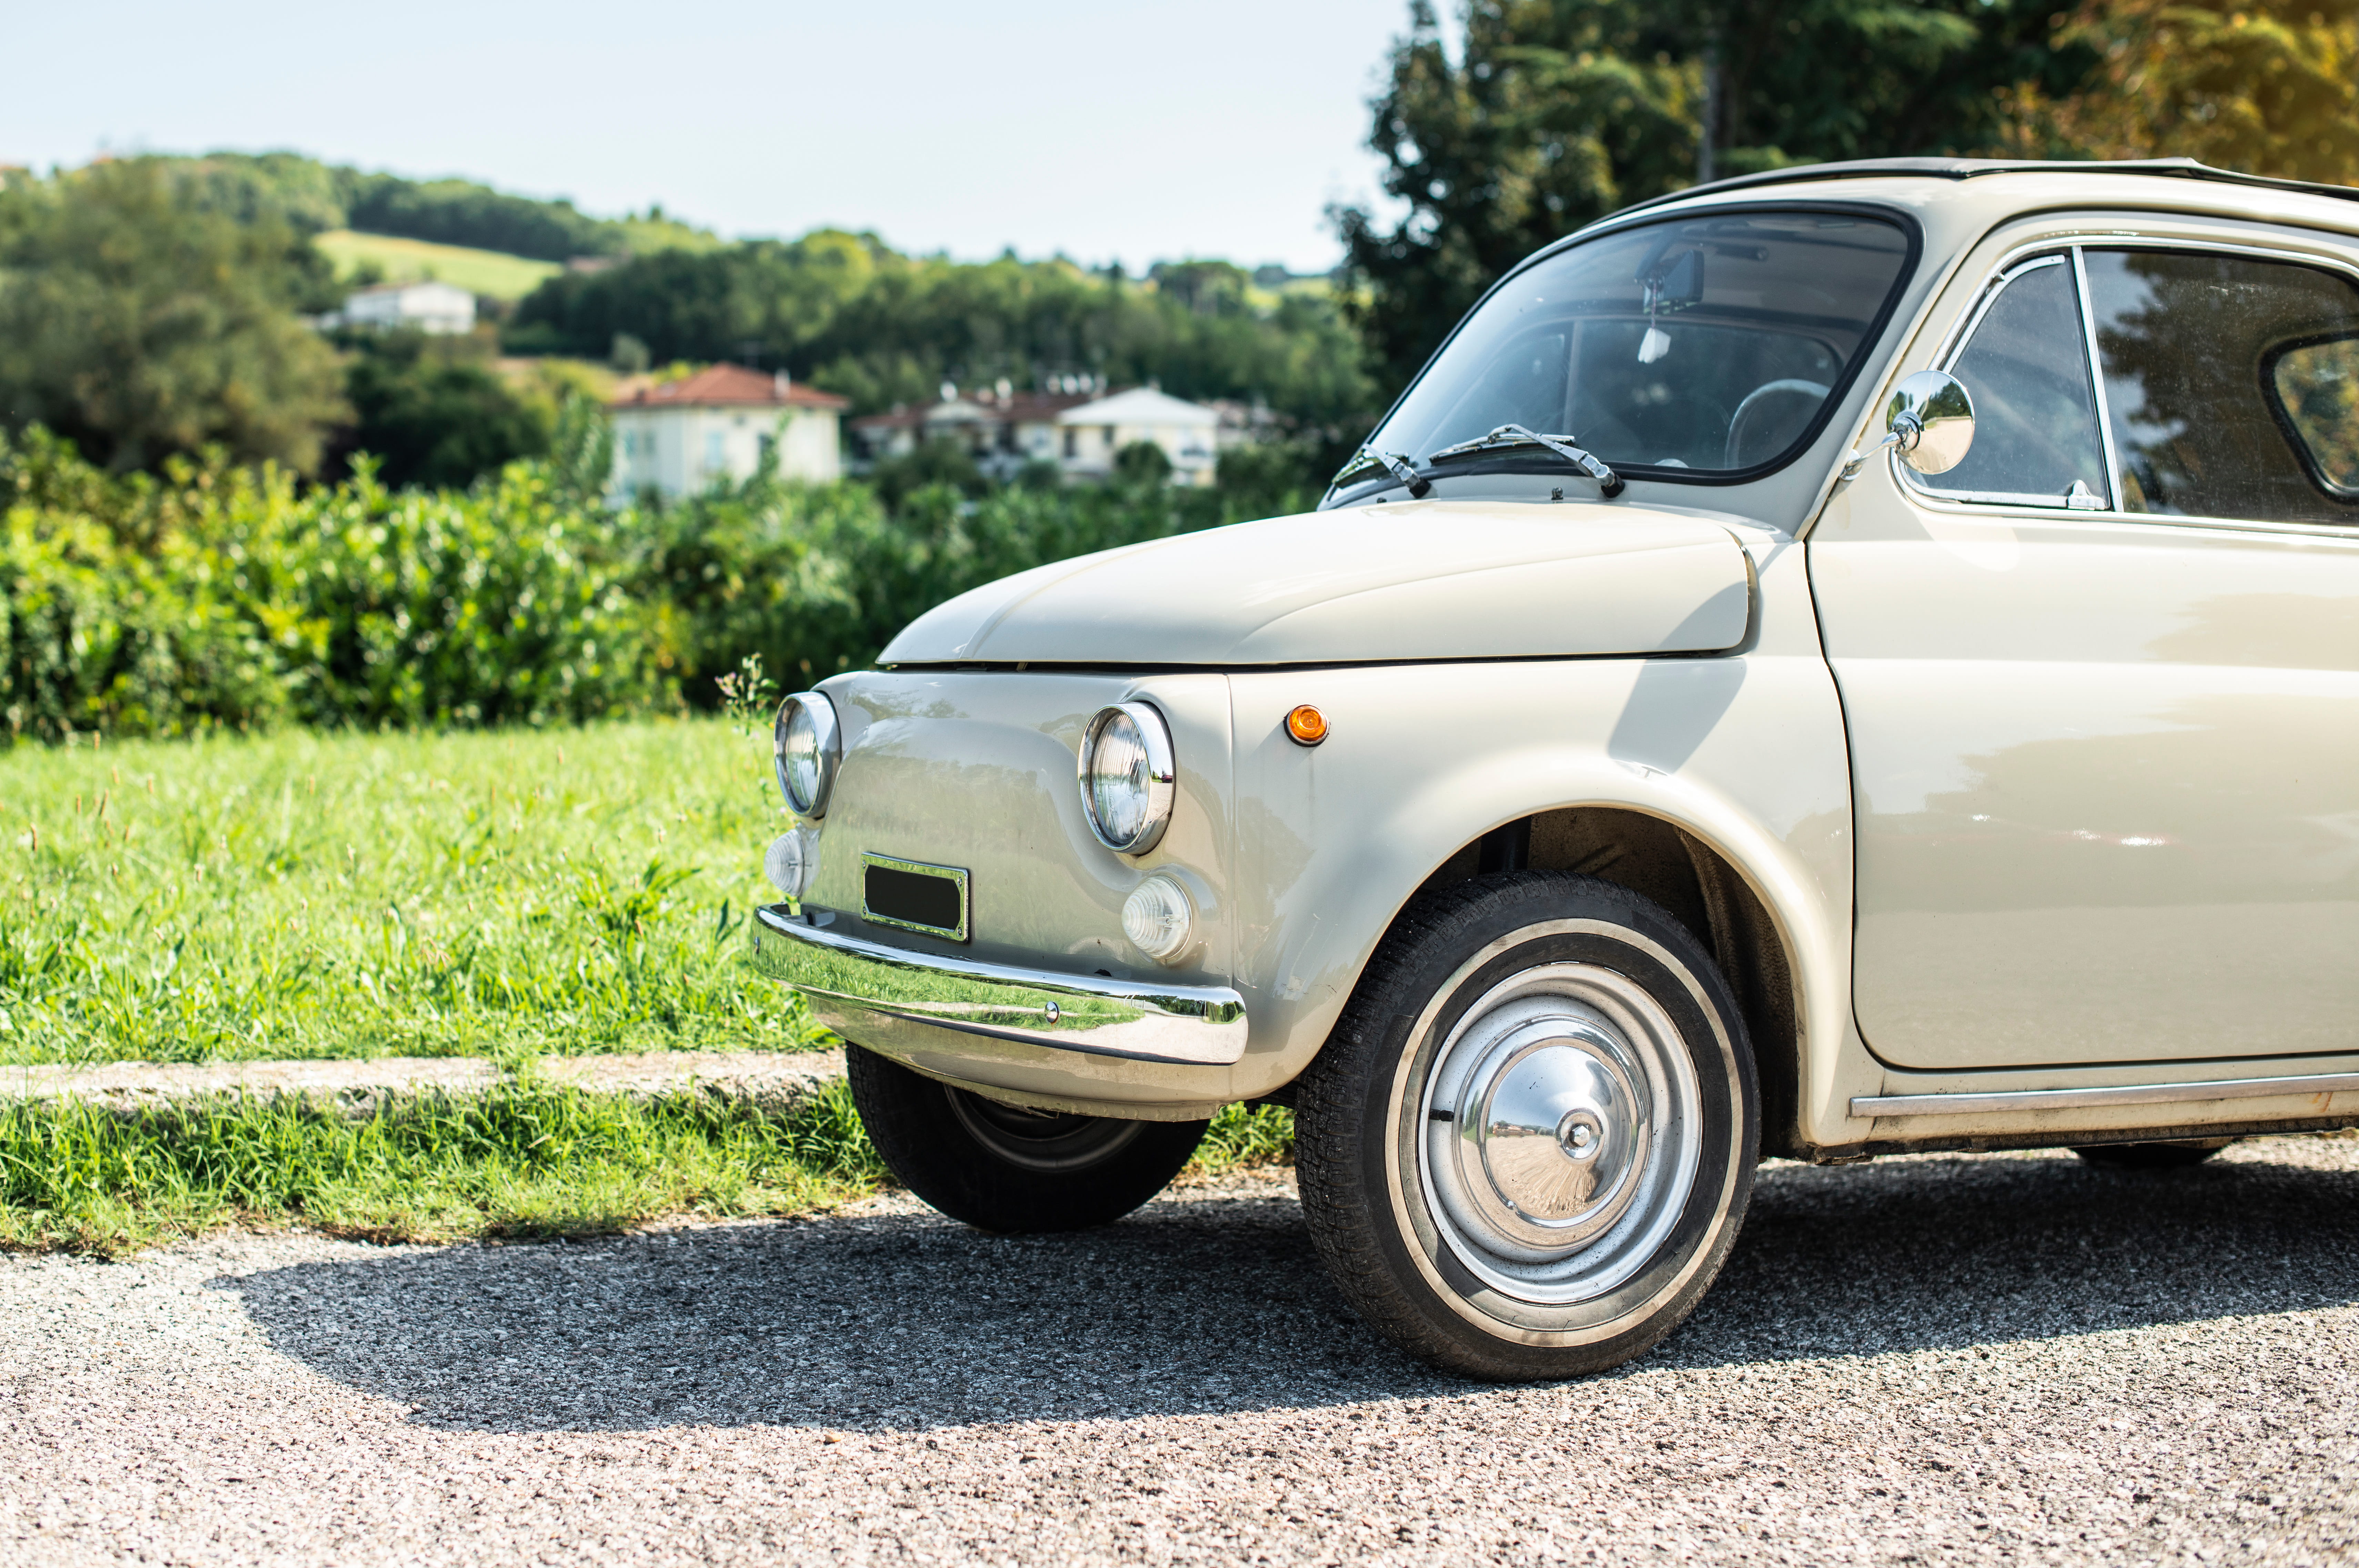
top-left (774, 692), bottom-right (840, 817)
top-left (1122, 873), bottom-right (1194, 963)
top-left (1079, 701), bottom-right (1176, 854)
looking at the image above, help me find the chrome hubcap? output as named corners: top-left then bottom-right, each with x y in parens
top-left (1419, 963), bottom-right (1701, 1304)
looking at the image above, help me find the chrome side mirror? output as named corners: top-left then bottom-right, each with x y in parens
top-left (1884, 370), bottom-right (1975, 474)
top-left (1843, 370), bottom-right (1975, 481)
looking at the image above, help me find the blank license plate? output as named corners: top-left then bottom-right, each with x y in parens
top-left (861, 853), bottom-right (969, 942)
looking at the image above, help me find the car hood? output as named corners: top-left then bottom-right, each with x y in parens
top-left (879, 498), bottom-right (1756, 667)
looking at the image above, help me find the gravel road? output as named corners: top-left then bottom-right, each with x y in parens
top-left (6, 1137), bottom-right (2358, 1566)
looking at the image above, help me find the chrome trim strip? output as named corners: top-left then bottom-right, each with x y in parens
top-left (1853, 1071), bottom-right (2359, 1119)
top-left (859, 851), bottom-right (970, 943)
top-left (749, 904), bottom-right (1248, 1068)
top-left (2070, 246), bottom-right (2125, 512)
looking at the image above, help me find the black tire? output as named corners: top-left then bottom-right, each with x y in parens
top-left (2072, 1139), bottom-right (2235, 1170)
top-left (844, 1043), bottom-right (1209, 1232)
top-left (1296, 872), bottom-right (1760, 1381)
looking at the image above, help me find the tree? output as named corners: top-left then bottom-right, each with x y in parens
top-left (0, 160), bottom-right (348, 473)
top-left (1335, 0), bottom-right (2097, 393)
top-left (343, 177), bottom-right (618, 262)
top-left (2010, 0), bottom-right (2359, 183)
top-left (128, 152), bottom-right (720, 260)
top-left (1113, 440), bottom-right (1175, 486)
top-left (336, 331), bottom-right (552, 491)
top-left (507, 230), bottom-right (1379, 450)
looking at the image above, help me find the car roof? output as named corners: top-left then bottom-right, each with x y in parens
top-left (1616, 157), bottom-right (2359, 216)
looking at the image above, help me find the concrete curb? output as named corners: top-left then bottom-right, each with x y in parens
top-left (0, 1049), bottom-right (848, 1111)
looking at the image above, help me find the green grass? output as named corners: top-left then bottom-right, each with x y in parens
top-left (0, 1078), bottom-right (886, 1256)
top-left (0, 716), bottom-right (1296, 1253)
top-left (313, 229), bottom-right (563, 301)
top-left (0, 719), bottom-right (821, 1065)
top-left (0, 1088), bottom-right (1293, 1256)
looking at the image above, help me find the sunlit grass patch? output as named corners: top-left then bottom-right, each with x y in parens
top-left (0, 719), bottom-right (826, 1065)
top-left (0, 1079), bottom-right (886, 1257)
top-left (1187, 1101), bottom-right (1295, 1175)
top-left (0, 1082), bottom-right (1291, 1256)
top-left (312, 229), bottom-right (563, 300)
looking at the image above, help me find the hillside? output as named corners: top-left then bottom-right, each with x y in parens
top-left (314, 230), bottom-right (562, 301)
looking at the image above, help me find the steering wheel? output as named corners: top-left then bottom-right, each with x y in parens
top-left (1624, 393), bottom-right (1732, 467)
top-left (1723, 379), bottom-right (1831, 468)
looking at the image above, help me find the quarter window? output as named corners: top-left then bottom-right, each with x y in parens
top-left (1917, 256), bottom-right (2107, 507)
top-left (2271, 336), bottom-right (2359, 492)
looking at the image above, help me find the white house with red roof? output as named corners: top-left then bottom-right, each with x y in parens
top-left (609, 363), bottom-right (849, 497)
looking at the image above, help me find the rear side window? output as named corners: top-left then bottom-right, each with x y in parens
top-left (2083, 248), bottom-right (2359, 524)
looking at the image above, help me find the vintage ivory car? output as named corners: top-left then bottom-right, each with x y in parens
top-left (752, 158), bottom-right (2359, 1379)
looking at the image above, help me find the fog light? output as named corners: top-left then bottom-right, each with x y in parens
top-left (765, 827), bottom-right (819, 900)
top-left (1121, 873), bottom-right (1194, 963)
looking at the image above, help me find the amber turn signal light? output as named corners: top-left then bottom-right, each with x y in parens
top-left (1284, 705), bottom-right (1328, 747)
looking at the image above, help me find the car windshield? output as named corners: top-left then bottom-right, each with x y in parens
top-left (1356, 210), bottom-right (1914, 485)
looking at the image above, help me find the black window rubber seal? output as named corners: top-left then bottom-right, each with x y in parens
top-left (1322, 197), bottom-right (1926, 506)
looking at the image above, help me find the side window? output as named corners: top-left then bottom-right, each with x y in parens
top-left (1922, 256), bottom-right (2108, 506)
top-left (2083, 248), bottom-right (2359, 525)
top-left (2272, 336), bottom-right (2359, 491)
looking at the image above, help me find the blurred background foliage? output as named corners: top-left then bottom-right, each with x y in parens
top-left (505, 236), bottom-right (1377, 459)
top-left (1334, 0), bottom-right (2359, 386)
top-left (2, 0), bottom-right (2358, 747)
top-left (0, 426), bottom-right (1315, 742)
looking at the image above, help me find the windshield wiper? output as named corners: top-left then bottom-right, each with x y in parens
top-left (1426, 425), bottom-right (1624, 498)
top-left (1332, 445), bottom-right (1432, 498)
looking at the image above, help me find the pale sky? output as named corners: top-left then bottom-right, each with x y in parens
top-left (5, 1), bottom-right (1421, 272)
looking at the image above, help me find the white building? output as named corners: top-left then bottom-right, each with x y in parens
top-left (339, 280), bottom-right (476, 335)
top-left (849, 383), bottom-right (1098, 477)
top-left (850, 382), bottom-right (1225, 486)
top-left (1055, 386), bottom-right (1221, 486)
top-left (609, 363), bottom-right (848, 498)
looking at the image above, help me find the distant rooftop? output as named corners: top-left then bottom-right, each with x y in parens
top-left (346, 279), bottom-right (474, 297)
top-left (1055, 386), bottom-right (1218, 427)
top-left (611, 363), bottom-right (848, 411)
top-left (850, 387), bottom-right (1097, 432)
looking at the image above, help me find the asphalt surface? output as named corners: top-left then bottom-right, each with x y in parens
top-left (5, 1137), bottom-right (2358, 1565)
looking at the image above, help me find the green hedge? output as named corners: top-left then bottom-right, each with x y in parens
top-left (0, 427), bottom-right (1312, 743)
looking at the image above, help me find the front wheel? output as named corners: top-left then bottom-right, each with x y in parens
top-left (1296, 872), bottom-right (1760, 1381)
top-left (844, 1043), bottom-right (1208, 1232)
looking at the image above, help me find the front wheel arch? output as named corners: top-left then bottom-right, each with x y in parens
top-left (1384, 805), bottom-right (1802, 1158)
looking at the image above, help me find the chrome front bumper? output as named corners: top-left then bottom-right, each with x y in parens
top-left (749, 905), bottom-right (1249, 1068)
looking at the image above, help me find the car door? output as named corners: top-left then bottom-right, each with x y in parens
top-left (1811, 227), bottom-right (2359, 1070)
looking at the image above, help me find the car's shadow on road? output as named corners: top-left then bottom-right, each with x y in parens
top-left (219, 1145), bottom-right (2359, 1434)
